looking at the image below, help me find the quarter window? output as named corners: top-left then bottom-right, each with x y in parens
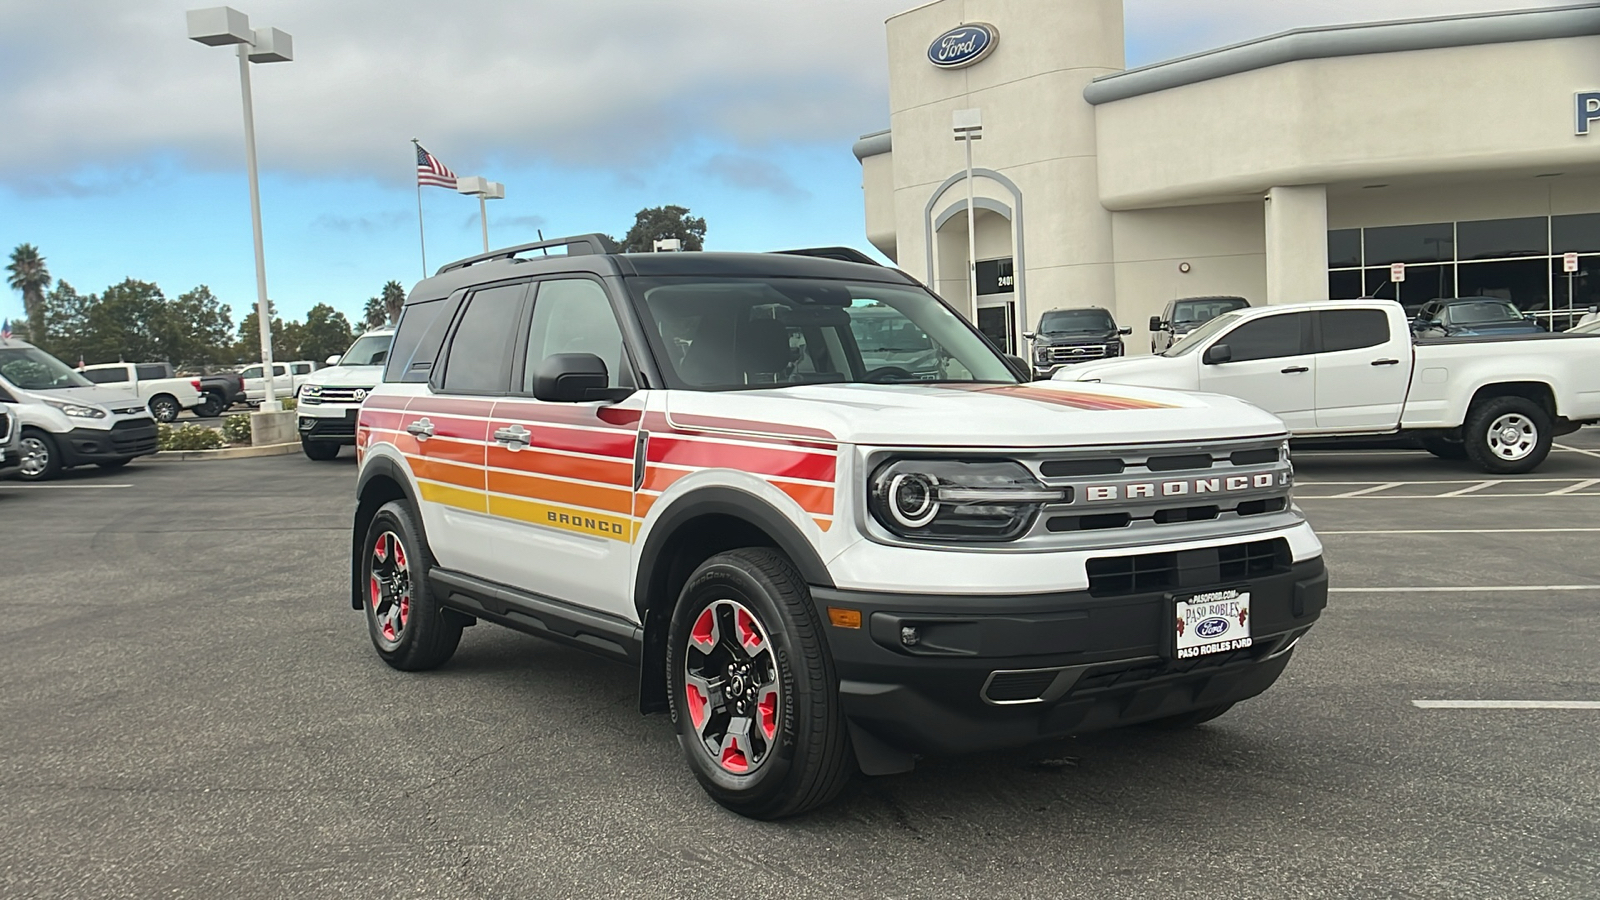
top-left (385, 297), bottom-right (451, 383)
top-left (135, 364), bottom-right (168, 380)
top-left (523, 279), bottom-right (629, 391)
top-left (441, 284), bottom-right (527, 394)
top-left (1318, 309), bottom-right (1389, 353)
top-left (83, 368), bottom-right (129, 384)
top-left (1220, 313), bottom-right (1308, 362)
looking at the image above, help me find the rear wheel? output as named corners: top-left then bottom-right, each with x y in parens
top-left (193, 391), bottom-right (227, 418)
top-left (666, 548), bottom-right (852, 819)
top-left (16, 429), bottom-right (61, 482)
top-left (1463, 396), bottom-right (1552, 475)
top-left (149, 394), bottom-right (181, 423)
top-left (361, 500), bottom-right (461, 671)
top-left (301, 437), bottom-right (341, 460)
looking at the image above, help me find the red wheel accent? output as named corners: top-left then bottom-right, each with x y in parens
top-left (735, 607), bottom-right (762, 651)
top-left (374, 533), bottom-right (389, 562)
top-left (686, 682), bottom-right (708, 730)
top-left (757, 689), bottom-right (778, 741)
top-left (690, 607), bottom-right (717, 649)
top-left (370, 575), bottom-right (381, 609)
top-left (719, 736), bottom-right (750, 774)
top-left (393, 540), bottom-right (406, 570)
top-left (399, 595), bottom-right (411, 629)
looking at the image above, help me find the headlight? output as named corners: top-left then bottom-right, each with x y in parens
top-left (42, 398), bottom-right (106, 419)
top-left (1034, 347), bottom-right (1050, 362)
top-left (301, 384), bottom-right (322, 397)
top-left (869, 459), bottom-right (1067, 542)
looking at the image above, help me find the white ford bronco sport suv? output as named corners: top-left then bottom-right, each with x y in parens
top-left (351, 235), bottom-right (1327, 819)
top-left (297, 326), bottom-right (395, 460)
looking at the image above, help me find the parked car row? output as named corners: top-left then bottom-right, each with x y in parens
top-left (0, 337), bottom-right (160, 481)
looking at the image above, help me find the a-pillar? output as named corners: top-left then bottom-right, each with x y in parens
top-left (1264, 185), bottom-right (1330, 304)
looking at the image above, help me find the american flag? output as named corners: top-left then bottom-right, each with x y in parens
top-left (0, 320), bottom-right (11, 340)
top-left (415, 144), bottom-right (457, 189)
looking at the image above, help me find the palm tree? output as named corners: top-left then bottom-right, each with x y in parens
top-left (6, 244), bottom-right (51, 343)
top-left (380, 280), bottom-right (405, 325)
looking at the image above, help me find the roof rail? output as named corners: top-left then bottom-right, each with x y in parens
top-left (436, 233), bottom-right (620, 274)
top-left (774, 246), bottom-right (881, 266)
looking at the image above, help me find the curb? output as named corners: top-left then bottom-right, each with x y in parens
top-left (148, 442), bottom-right (302, 462)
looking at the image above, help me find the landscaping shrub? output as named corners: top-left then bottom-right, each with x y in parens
top-left (222, 414), bottom-right (252, 445)
top-left (159, 423), bottom-right (225, 452)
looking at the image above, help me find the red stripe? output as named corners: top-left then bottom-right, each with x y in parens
top-left (511, 422), bottom-right (636, 459)
top-left (649, 436), bottom-right (835, 482)
top-left (492, 400), bottom-right (642, 431)
top-left (360, 409), bottom-right (407, 430)
top-left (411, 398), bottom-right (496, 418)
top-left (666, 413), bottom-right (834, 441)
top-left (364, 396), bottom-right (410, 412)
top-left (642, 412), bottom-right (835, 451)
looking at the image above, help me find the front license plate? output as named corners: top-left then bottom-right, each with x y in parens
top-left (1174, 589), bottom-right (1252, 659)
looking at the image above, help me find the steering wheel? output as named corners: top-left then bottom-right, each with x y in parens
top-left (863, 366), bottom-right (914, 384)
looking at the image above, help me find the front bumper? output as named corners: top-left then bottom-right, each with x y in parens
top-left (814, 556), bottom-right (1326, 758)
top-left (298, 408), bottom-right (358, 444)
top-left (57, 420), bottom-right (160, 466)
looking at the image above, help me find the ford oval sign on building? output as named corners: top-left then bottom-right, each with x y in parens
top-left (928, 23), bottom-right (998, 69)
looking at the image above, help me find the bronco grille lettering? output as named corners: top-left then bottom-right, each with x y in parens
top-left (1082, 471), bottom-right (1288, 503)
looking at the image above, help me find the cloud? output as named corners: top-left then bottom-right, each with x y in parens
top-left (311, 210), bottom-right (409, 233)
top-left (700, 152), bottom-right (810, 200)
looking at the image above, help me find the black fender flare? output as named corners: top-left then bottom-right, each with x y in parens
top-left (351, 455), bottom-right (421, 609)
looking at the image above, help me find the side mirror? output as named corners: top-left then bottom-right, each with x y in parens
top-left (1203, 343), bottom-right (1233, 365)
top-left (1118, 326), bottom-right (1133, 336)
top-left (1149, 316), bottom-right (1164, 332)
top-left (532, 353), bottom-right (632, 403)
top-left (1022, 331), bottom-right (1036, 341)
top-left (1003, 354), bottom-right (1033, 381)
top-left (325, 355), bottom-right (341, 366)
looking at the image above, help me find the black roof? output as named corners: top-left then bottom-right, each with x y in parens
top-left (406, 234), bottom-right (912, 306)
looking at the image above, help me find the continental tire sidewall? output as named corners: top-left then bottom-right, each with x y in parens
top-left (361, 500), bottom-right (462, 671)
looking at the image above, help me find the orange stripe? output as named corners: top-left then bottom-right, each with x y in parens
top-left (634, 493), bottom-right (657, 519)
top-left (643, 466), bottom-right (689, 493)
top-left (488, 446), bottom-right (633, 486)
top-left (774, 482), bottom-right (835, 517)
top-left (420, 439), bottom-right (483, 466)
top-left (409, 456), bottom-right (483, 491)
top-left (813, 517), bottom-right (832, 532)
top-left (487, 469), bottom-right (634, 515)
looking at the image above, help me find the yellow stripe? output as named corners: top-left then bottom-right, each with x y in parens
top-left (489, 494), bottom-right (638, 543)
top-left (419, 480), bottom-right (487, 513)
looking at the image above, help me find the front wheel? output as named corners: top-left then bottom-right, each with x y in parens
top-left (16, 430), bottom-right (62, 482)
top-left (149, 394), bottom-right (181, 423)
top-left (361, 500), bottom-right (462, 671)
top-left (1463, 396), bottom-right (1553, 475)
top-left (666, 549), bottom-right (852, 819)
top-left (301, 437), bottom-right (341, 460)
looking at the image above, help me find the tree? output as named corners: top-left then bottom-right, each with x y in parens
top-left (40, 281), bottom-right (94, 362)
top-left (235, 302), bottom-right (295, 363)
top-left (362, 295), bottom-right (387, 330)
top-left (297, 303), bottom-right (354, 362)
top-left (6, 244), bottom-right (52, 344)
top-left (169, 286), bottom-right (235, 368)
top-left (83, 279), bottom-right (169, 363)
top-left (381, 280), bottom-right (406, 325)
top-left (619, 206), bottom-right (707, 253)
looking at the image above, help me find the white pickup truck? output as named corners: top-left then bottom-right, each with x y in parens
top-left (80, 362), bottom-right (205, 423)
top-left (1057, 299), bottom-right (1600, 474)
top-left (239, 360), bottom-right (319, 403)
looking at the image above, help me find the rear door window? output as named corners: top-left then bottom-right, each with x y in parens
top-left (83, 368), bottom-right (129, 384)
top-left (440, 284), bottom-right (528, 394)
top-left (135, 364), bottom-right (168, 380)
top-left (1318, 309), bottom-right (1390, 353)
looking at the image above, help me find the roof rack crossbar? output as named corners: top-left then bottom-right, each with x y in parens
top-left (437, 233), bottom-right (620, 274)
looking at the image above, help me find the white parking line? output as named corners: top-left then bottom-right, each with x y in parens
top-left (1, 483), bottom-right (133, 489)
top-left (1556, 443), bottom-right (1600, 459)
top-left (1320, 528), bottom-right (1600, 535)
top-left (1413, 700), bottom-right (1600, 710)
top-left (1328, 482), bottom-right (1403, 498)
top-left (1438, 481), bottom-right (1496, 497)
top-left (1547, 478), bottom-right (1600, 495)
top-left (1331, 585), bottom-right (1600, 593)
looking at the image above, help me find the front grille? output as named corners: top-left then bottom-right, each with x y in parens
top-left (110, 419), bottom-right (159, 455)
top-left (1085, 538), bottom-right (1290, 597)
top-left (1046, 344), bottom-right (1108, 364)
top-left (310, 386), bottom-right (373, 405)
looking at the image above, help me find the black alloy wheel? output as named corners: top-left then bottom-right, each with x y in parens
top-left (361, 500), bottom-right (462, 671)
top-left (193, 391), bottom-right (227, 418)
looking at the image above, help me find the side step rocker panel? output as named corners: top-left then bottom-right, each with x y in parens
top-left (430, 568), bottom-right (644, 665)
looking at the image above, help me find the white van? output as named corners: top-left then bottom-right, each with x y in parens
top-left (0, 337), bottom-right (160, 481)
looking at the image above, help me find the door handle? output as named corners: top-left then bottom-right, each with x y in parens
top-left (494, 424), bottom-right (531, 450)
top-left (406, 418), bottom-right (435, 440)
top-left (1371, 358), bottom-right (1401, 366)
top-left (1280, 366), bottom-right (1309, 374)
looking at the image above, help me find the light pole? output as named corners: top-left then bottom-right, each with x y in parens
top-left (455, 177), bottom-right (506, 253)
top-left (953, 108), bottom-right (983, 325)
top-left (187, 6), bottom-right (292, 412)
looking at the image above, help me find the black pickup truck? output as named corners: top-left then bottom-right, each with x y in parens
top-left (194, 371), bottom-right (246, 418)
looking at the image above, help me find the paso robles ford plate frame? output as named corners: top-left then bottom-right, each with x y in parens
top-left (1171, 588), bottom-right (1253, 660)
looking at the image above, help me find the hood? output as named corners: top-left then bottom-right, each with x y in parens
top-left (663, 380), bottom-right (1283, 448)
top-left (1035, 329), bottom-right (1117, 344)
top-left (1053, 354), bottom-right (1197, 391)
top-left (18, 384), bottom-right (144, 409)
top-left (304, 363), bottom-right (384, 387)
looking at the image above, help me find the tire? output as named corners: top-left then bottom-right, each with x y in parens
top-left (1462, 396), bottom-right (1553, 475)
top-left (193, 391), bottom-right (227, 418)
top-left (360, 500), bottom-right (462, 671)
top-left (149, 394), bottom-right (181, 423)
top-left (1420, 436), bottom-right (1468, 461)
top-left (1145, 702), bottom-right (1236, 730)
top-left (301, 437), bottom-right (341, 461)
top-left (666, 548), bottom-right (852, 819)
top-left (96, 458), bottom-right (132, 470)
top-left (16, 429), bottom-right (62, 482)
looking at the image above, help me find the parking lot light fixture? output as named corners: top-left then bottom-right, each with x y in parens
top-left (456, 177), bottom-right (506, 253)
top-left (187, 6), bottom-right (293, 412)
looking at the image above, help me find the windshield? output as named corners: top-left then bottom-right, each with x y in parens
top-left (1173, 298), bottom-right (1248, 326)
top-left (1163, 310), bottom-right (1246, 357)
top-left (628, 277), bottom-right (1018, 390)
top-left (342, 333), bottom-right (393, 367)
top-left (0, 346), bottom-right (95, 390)
top-left (1445, 300), bottom-right (1522, 325)
top-left (1039, 309), bottom-right (1115, 333)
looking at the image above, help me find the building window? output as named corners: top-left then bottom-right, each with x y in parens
top-left (1328, 214), bottom-right (1600, 329)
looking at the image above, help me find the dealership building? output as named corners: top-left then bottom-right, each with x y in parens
top-left (854, 1), bottom-right (1600, 355)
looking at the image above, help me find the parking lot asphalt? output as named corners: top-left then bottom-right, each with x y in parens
top-left (2, 436), bottom-right (1598, 899)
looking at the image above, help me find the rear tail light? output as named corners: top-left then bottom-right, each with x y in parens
top-left (191, 380), bottom-right (202, 390)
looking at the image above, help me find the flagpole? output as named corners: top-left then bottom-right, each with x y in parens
top-left (411, 138), bottom-right (427, 278)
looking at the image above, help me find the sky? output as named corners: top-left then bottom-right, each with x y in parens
top-left (0, 0), bottom-right (1580, 333)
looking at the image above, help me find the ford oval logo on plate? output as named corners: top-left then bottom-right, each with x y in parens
top-left (928, 23), bottom-right (999, 69)
top-left (1195, 617), bottom-right (1231, 639)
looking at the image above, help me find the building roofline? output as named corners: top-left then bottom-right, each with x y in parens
top-left (1084, 2), bottom-right (1600, 105)
top-left (853, 129), bottom-right (893, 161)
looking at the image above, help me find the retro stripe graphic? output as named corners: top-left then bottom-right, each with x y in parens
top-left (358, 401), bottom-right (840, 542)
top-left (938, 384), bottom-right (1178, 411)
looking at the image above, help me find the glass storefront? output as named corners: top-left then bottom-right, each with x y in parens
top-left (1328, 213), bottom-right (1600, 329)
